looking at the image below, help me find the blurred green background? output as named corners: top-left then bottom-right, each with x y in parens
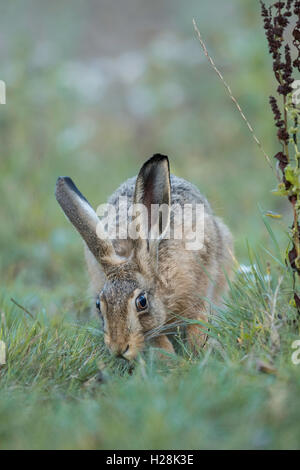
top-left (0, 0), bottom-right (288, 303)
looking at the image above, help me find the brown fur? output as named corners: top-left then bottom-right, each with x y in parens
top-left (56, 154), bottom-right (234, 360)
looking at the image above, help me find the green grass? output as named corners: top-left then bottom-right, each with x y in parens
top-left (0, 236), bottom-right (300, 449)
top-left (0, 0), bottom-right (300, 450)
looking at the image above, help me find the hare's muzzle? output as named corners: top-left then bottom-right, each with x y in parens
top-left (115, 344), bottom-right (130, 360)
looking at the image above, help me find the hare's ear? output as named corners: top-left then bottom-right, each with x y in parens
top-left (55, 177), bottom-right (123, 268)
top-left (133, 154), bottom-right (171, 247)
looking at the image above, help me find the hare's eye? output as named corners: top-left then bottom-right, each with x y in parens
top-left (135, 293), bottom-right (147, 312)
top-left (96, 298), bottom-right (101, 313)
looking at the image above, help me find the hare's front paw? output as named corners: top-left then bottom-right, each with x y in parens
top-left (186, 313), bottom-right (208, 354)
top-left (151, 334), bottom-right (175, 361)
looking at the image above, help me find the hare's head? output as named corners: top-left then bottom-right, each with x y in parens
top-left (56, 154), bottom-right (171, 360)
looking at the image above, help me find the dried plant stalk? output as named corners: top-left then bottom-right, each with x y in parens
top-left (193, 1), bottom-right (300, 312)
top-left (193, 18), bottom-right (273, 169)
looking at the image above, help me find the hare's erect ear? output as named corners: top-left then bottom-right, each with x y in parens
top-left (134, 154), bottom-right (171, 244)
top-left (55, 177), bottom-right (123, 269)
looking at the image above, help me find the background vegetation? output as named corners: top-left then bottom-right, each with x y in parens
top-left (0, 0), bottom-right (299, 449)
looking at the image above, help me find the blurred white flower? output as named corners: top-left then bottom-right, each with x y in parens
top-left (59, 61), bottom-right (107, 102)
top-left (238, 264), bottom-right (271, 283)
top-left (126, 85), bottom-right (156, 117)
top-left (56, 120), bottom-right (95, 151)
top-left (150, 33), bottom-right (204, 66)
top-left (111, 52), bottom-right (146, 84)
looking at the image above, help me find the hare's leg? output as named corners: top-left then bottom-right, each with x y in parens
top-left (151, 335), bottom-right (175, 356)
top-left (186, 312), bottom-right (208, 352)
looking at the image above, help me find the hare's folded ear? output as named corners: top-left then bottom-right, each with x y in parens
top-left (55, 177), bottom-right (123, 269)
top-left (133, 154), bottom-right (171, 250)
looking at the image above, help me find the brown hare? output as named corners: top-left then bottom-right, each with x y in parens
top-left (56, 154), bottom-right (233, 360)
